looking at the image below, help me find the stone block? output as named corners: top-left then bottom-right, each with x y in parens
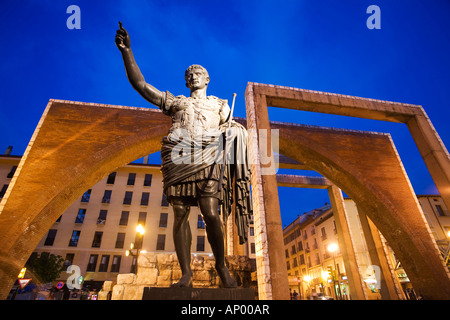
top-left (98, 290), bottom-right (110, 300)
top-left (117, 273), bottom-right (135, 285)
top-left (191, 255), bottom-right (204, 270)
top-left (157, 271), bottom-right (172, 287)
top-left (193, 270), bottom-right (211, 282)
top-left (123, 285), bottom-right (144, 300)
top-left (172, 269), bottom-right (182, 281)
top-left (138, 252), bottom-right (157, 268)
top-left (102, 280), bottom-right (114, 292)
top-left (111, 284), bottom-right (124, 300)
top-left (136, 267), bottom-right (158, 286)
top-left (203, 256), bottom-right (215, 270)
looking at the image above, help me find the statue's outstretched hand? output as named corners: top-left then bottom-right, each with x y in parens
top-left (115, 21), bottom-right (131, 51)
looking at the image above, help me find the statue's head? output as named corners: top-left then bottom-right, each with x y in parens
top-left (185, 64), bottom-right (210, 90)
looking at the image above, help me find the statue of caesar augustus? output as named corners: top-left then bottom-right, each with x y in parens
top-left (115, 22), bottom-right (252, 288)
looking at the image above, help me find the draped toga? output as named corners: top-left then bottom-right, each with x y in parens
top-left (158, 91), bottom-right (253, 244)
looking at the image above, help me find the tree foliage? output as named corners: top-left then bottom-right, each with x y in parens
top-left (26, 252), bottom-right (65, 284)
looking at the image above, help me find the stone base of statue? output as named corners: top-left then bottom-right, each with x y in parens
top-left (100, 253), bottom-right (257, 300)
top-left (142, 287), bottom-right (255, 300)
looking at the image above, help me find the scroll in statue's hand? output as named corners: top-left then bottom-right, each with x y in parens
top-left (115, 21), bottom-right (131, 51)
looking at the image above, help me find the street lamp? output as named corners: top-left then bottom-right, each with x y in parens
top-left (327, 242), bottom-right (343, 300)
top-left (126, 224), bottom-right (145, 273)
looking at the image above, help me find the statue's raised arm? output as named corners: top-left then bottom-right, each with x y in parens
top-left (115, 22), bottom-right (163, 108)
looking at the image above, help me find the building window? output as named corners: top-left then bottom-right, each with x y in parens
top-left (291, 244), bottom-right (296, 255)
top-left (141, 192), bottom-right (150, 206)
top-left (156, 234), bottom-right (166, 250)
top-left (249, 227), bottom-right (254, 236)
top-left (161, 194), bottom-right (169, 207)
top-left (159, 213), bottom-right (168, 228)
top-left (44, 229), bottom-right (57, 246)
top-left (75, 209), bottom-right (86, 224)
top-left (127, 173), bottom-right (136, 186)
top-left (436, 205), bottom-right (445, 217)
top-left (55, 215), bottom-right (62, 223)
top-left (123, 191), bottom-right (133, 205)
top-left (138, 212), bottom-right (147, 227)
top-left (312, 238), bottom-right (318, 250)
top-left (321, 227), bottom-right (327, 240)
top-left (197, 215), bottom-right (205, 229)
top-left (285, 249), bottom-right (289, 258)
top-left (106, 172), bottom-right (117, 185)
top-left (97, 210), bottom-right (107, 225)
top-left (111, 255), bottom-right (121, 272)
top-left (197, 236), bottom-right (205, 252)
top-left (7, 166), bottom-right (17, 178)
top-left (92, 231), bottom-right (103, 248)
top-left (119, 211), bottom-right (129, 226)
top-left (81, 189), bottom-right (91, 203)
top-left (0, 184), bottom-right (8, 198)
top-left (299, 254), bottom-right (305, 265)
top-left (69, 230), bottom-right (81, 247)
top-left (86, 254), bottom-right (98, 272)
top-left (102, 190), bottom-right (112, 203)
top-left (298, 241), bottom-right (303, 251)
top-left (63, 253), bottom-right (75, 270)
top-left (250, 243), bottom-right (255, 254)
top-left (115, 233), bottom-right (126, 249)
top-left (144, 174), bottom-right (152, 187)
top-left (98, 255), bottom-right (110, 272)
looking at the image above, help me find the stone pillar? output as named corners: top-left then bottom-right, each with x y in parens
top-left (358, 211), bottom-right (405, 300)
top-left (407, 112), bottom-right (450, 211)
top-left (245, 85), bottom-right (290, 300)
top-left (327, 185), bottom-right (367, 300)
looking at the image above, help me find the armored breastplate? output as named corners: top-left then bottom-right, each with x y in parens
top-left (169, 96), bottom-right (223, 139)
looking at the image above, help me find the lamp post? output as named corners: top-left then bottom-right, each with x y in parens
top-left (126, 224), bottom-right (145, 274)
top-left (327, 243), bottom-right (342, 300)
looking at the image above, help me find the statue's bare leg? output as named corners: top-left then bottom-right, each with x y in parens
top-left (198, 196), bottom-right (237, 288)
top-left (171, 198), bottom-right (193, 287)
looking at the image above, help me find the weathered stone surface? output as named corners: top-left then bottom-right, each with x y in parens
top-left (111, 284), bottom-right (124, 300)
top-left (117, 273), bottom-right (135, 285)
top-left (136, 267), bottom-right (158, 286)
top-left (109, 253), bottom-right (257, 300)
top-left (123, 285), bottom-right (144, 300)
top-left (102, 280), bottom-right (114, 292)
top-left (138, 252), bottom-right (157, 268)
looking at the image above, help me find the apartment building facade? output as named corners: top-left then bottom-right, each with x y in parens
top-left (283, 196), bottom-right (450, 300)
top-left (0, 153), bottom-right (255, 289)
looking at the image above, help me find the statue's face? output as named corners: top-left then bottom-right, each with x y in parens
top-left (185, 68), bottom-right (210, 90)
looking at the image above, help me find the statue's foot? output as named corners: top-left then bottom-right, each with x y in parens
top-left (171, 273), bottom-right (193, 288)
top-left (216, 265), bottom-right (238, 288)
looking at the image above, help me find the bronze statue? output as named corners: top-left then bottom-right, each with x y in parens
top-left (115, 22), bottom-right (252, 288)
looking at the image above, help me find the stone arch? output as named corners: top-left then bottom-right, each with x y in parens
top-left (245, 82), bottom-right (450, 300)
top-left (0, 99), bottom-right (170, 299)
top-left (274, 122), bottom-right (450, 299)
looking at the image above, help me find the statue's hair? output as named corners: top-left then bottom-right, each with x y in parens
top-left (185, 64), bottom-right (209, 82)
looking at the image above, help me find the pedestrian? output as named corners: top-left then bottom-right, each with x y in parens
top-left (293, 290), bottom-right (299, 300)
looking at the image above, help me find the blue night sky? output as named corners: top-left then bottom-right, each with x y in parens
top-left (0, 0), bottom-right (449, 225)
